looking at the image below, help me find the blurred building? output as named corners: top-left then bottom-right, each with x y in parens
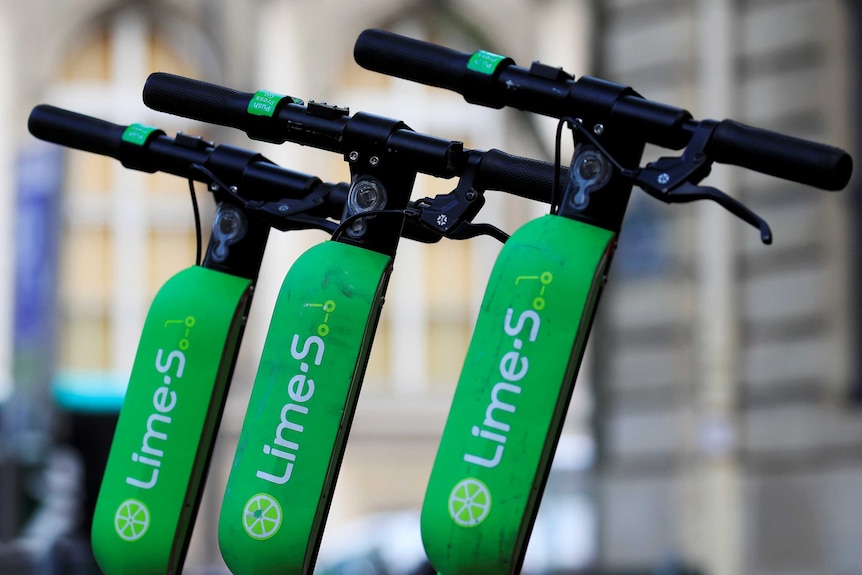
top-left (594, 2), bottom-right (861, 575)
top-left (0, 1), bottom-right (858, 574)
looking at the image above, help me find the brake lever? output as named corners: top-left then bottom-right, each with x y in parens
top-left (408, 152), bottom-right (509, 244)
top-left (204, 169), bottom-right (339, 234)
top-left (446, 221), bottom-right (510, 243)
top-left (262, 211), bottom-right (339, 234)
top-left (407, 186), bottom-right (509, 244)
top-left (642, 181), bottom-right (772, 244)
top-left (402, 204), bottom-right (443, 243)
top-left (633, 119), bottom-right (773, 244)
top-left (243, 184), bottom-right (336, 233)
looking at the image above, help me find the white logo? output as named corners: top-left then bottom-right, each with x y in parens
top-left (115, 498), bottom-right (150, 541)
top-left (242, 493), bottom-right (283, 540)
top-left (448, 478), bottom-right (492, 527)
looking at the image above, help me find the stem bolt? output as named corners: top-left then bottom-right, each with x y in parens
top-left (346, 217), bottom-right (367, 238)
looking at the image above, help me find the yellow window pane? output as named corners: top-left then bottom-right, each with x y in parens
top-left (339, 56), bottom-right (393, 90)
top-left (58, 313), bottom-right (109, 371)
top-left (427, 318), bottom-right (470, 384)
top-left (425, 240), bottom-right (472, 310)
top-left (146, 170), bottom-right (189, 199)
top-left (148, 229), bottom-right (197, 293)
top-left (66, 153), bottom-right (112, 195)
top-left (148, 31), bottom-right (195, 76)
top-left (61, 27), bottom-right (110, 82)
top-left (60, 226), bottom-right (113, 298)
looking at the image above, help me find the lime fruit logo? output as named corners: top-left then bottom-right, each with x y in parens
top-left (448, 478), bottom-right (492, 527)
top-left (242, 493), bottom-right (283, 540)
top-left (114, 499), bottom-right (150, 541)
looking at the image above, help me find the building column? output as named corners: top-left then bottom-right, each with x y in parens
top-left (109, 11), bottom-right (150, 374)
top-left (685, 1), bottom-right (744, 574)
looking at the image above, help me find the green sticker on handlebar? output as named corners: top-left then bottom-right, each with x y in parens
top-left (247, 90), bottom-right (300, 117)
top-left (121, 124), bottom-right (159, 146)
top-left (421, 215), bottom-right (615, 574)
top-left (467, 50), bottom-right (507, 75)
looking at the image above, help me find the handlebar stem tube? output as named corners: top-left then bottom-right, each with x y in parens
top-left (557, 132), bottom-right (647, 232)
top-left (338, 113), bottom-right (421, 256)
top-left (201, 196), bottom-right (270, 282)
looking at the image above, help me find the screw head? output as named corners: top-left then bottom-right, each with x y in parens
top-left (348, 151), bottom-right (360, 162)
top-left (346, 217), bottom-right (367, 238)
top-left (278, 204), bottom-right (289, 212)
top-left (657, 172), bottom-right (671, 185)
top-left (593, 123), bottom-right (605, 136)
top-left (369, 155), bottom-right (380, 167)
top-left (465, 189), bottom-right (478, 201)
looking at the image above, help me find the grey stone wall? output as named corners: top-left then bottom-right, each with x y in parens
top-left (595, 0), bottom-right (859, 573)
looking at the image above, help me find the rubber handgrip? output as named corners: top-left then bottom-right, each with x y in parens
top-left (477, 149), bottom-right (567, 203)
top-left (28, 104), bottom-right (126, 158)
top-left (709, 119), bottom-right (852, 191)
top-left (143, 72), bottom-right (256, 129)
top-left (354, 29), bottom-right (473, 94)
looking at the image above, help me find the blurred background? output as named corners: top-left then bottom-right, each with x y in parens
top-left (0, 0), bottom-right (859, 573)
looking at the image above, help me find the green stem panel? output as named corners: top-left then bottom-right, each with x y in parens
top-left (92, 266), bottom-right (253, 575)
top-left (421, 215), bottom-right (615, 574)
top-left (218, 241), bottom-right (391, 575)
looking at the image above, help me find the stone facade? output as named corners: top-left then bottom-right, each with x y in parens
top-left (596, 1), bottom-right (859, 574)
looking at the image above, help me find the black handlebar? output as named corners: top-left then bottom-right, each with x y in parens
top-left (28, 104), bottom-right (568, 229)
top-left (29, 104), bottom-right (135, 162)
top-left (708, 120), bottom-right (850, 191)
top-left (143, 73), bottom-right (271, 130)
top-left (142, 72), bottom-right (565, 203)
top-left (476, 149), bottom-right (563, 201)
top-left (143, 72), bottom-right (448, 162)
top-left (143, 74), bottom-right (315, 145)
top-left (355, 28), bottom-right (507, 106)
top-left (353, 30), bottom-right (490, 100)
top-left (354, 28), bottom-right (852, 191)
top-left (28, 104), bottom-right (347, 219)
